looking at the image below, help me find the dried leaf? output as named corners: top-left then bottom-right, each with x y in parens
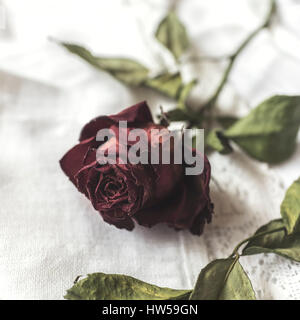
top-left (144, 72), bottom-right (182, 99)
top-left (243, 219), bottom-right (300, 262)
top-left (155, 11), bottom-right (189, 60)
top-left (216, 115), bottom-right (239, 129)
top-left (60, 42), bottom-right (149, 86)
top-left (205, 129), bottom-right (233, 154)
top-left (65, 273), bottom-right (191, 300)
top-left (177, 79), bottom-right (197, 109)
top-left (281, 178), bottom-right (300, 234)
top-left (225, 95), bottom-right (300, 163)
top-left (190, 258), bottom-right (256, 300)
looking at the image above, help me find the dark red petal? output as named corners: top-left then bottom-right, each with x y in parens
top-left (59, 137), bottom-right (94, 185)
top-left (79, 116), bottom-right (114, 142)
top-left (74, 148), bottom-right (98, 195)
top-left (134, 157), bottom-right (213, 235)
top-left (100, 211), bottom-right (135, 231)
top-left (79, 101), bottom-right (153, 142)
top-left (152, 163), bottom-right (183, 201)
top-left (109, 101), bottom-right (153, 123)
top-left (189, 201), bottom-right (214, 235)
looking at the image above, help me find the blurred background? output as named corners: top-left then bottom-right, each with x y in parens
top-left (0, 0), bottom-right (300, 299)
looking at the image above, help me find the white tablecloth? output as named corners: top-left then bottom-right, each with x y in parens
top-left (0, 0), bottom-right (300, 300)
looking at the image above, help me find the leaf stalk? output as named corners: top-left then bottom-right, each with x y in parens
top-left (229, 226), bottom-right (286, 258)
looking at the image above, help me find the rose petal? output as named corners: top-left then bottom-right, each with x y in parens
top-left (109, 101), bottom-right (153, 123)
top-left (134, 157), bottom-right (213, 235)
top-left (79, 101), bottom-right (153, 141)
top-left (152, 163), bottom-right (183, 201)
top-left (59, 137), bottom-right (94, 184)
top-left (100, 211), bottom-right (135, 231)
top-left (79, 116), bottom-right (114, 142)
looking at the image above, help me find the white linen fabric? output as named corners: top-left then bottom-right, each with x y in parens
top-left (0, 0), bottom-right (300, 300)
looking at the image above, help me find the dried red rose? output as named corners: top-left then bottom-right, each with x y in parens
top-left (60, 101), bottom-right (213, 235)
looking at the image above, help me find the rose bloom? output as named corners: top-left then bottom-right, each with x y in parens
top-left (60, 101), bottom-right (213, 235)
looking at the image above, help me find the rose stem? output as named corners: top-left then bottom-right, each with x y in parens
top-left (201, 0), bottom-right (276, 113)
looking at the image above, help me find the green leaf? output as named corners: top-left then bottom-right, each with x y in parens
top-left (164, 108), bottom-right (200, 124)
top-left (177, 79), bottom-right (197, 110)
top-left (225, 95), bottom-right (300, 163)
top-left (281, 178), bottom-right (300, 234)
top-left (190, 258), bottom-right (256, 300)
top-left (59, 42), bottom-right (149, 86)
top-left (64, 273), bottom-right (191, 300)
top-left (155, 11), bottom-right (189, 60)
top-left (242, 219), bottom-right (300, 262)
top-left (205, 129), bottom-right (233, 154)
top-left (216, 115), bottom-right (239, 129)
top-left (144, 72), bottom-right (183, 99)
